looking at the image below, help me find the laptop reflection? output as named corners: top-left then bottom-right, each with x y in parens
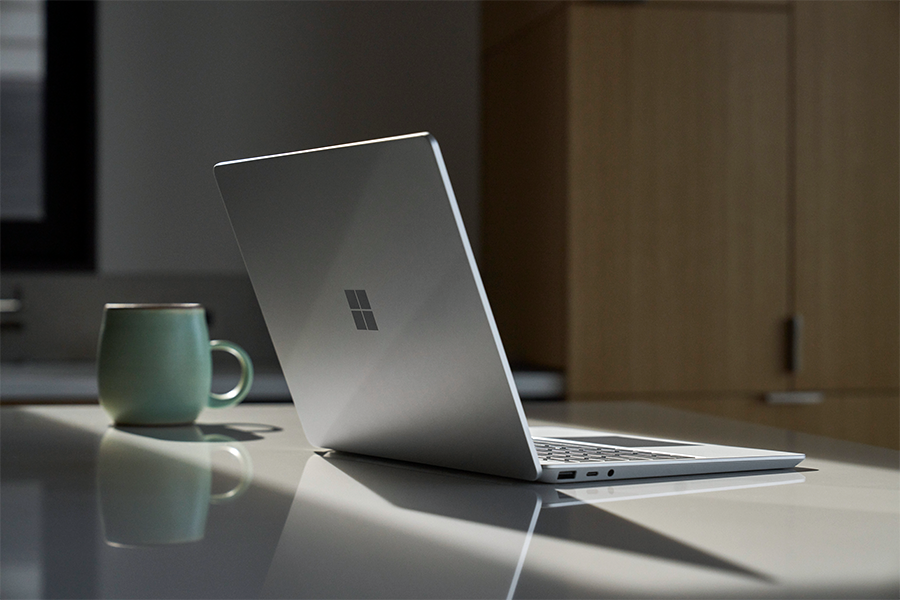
top-left (262, 453), bottom-right (803, 599)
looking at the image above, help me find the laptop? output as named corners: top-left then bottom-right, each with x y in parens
top-left (214, 132), bottom-right (804, 483)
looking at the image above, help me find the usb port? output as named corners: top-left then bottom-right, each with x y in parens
top-left (557, 471), bottom-right (576, 480)
top-left (586, 471), bottom-right (599, 477)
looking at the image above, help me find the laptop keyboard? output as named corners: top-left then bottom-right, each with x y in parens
top-left (533, 439), bottom-right (695, 464)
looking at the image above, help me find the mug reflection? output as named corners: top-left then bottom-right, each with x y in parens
top-left (97, 425), bottom-right (252, 547)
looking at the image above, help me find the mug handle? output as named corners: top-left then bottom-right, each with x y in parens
top-left (208, 340), bottom-right (254, 409)
top-left (202, 435), bottom-right (254, 504)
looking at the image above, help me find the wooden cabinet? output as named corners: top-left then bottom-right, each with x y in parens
top-left (794, 1), bottom-right (899, 391)
top-left (482, 1), bottom-right (899, 447)
top-left (566, 5), bottom-right (790, 395)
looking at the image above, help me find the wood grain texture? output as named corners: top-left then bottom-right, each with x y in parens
top-left (482, 8), bottom-right (568, 368)
top-left (794, 1), bottom-right (900, 390)
top-left (601, 391), bottom-right (899, 450)
top-left (567, 4), bottom-right (791, 394)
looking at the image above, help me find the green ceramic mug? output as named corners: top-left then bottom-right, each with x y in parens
top-left (98, 303), bottom-right (253, 426)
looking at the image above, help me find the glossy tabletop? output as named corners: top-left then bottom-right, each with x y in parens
top-left (1, 401), bottom-right (897, 599)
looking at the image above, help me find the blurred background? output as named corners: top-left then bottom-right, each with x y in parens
top-left (1, 1), bottom-right (897, 448)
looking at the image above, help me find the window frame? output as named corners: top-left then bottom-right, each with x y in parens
top-left (1, 1), bottom-right (96, 271)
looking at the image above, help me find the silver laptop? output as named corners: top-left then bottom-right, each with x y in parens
top-left (214, 132), bottom-right (804, 483)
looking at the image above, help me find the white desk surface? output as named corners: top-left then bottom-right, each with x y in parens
top-left (1, 401), bottom-right (897, 599)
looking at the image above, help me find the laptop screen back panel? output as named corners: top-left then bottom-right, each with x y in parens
top-left (215, 134), bottom-right (541, 481)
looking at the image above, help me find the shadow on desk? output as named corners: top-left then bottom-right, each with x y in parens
top-left (2, 403), bottom-right (897, 599)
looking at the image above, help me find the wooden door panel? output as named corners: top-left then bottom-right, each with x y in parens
top-left (568, 5), bottom-right (790, 394)
top-left (795, 1), bottom-right (900, 390)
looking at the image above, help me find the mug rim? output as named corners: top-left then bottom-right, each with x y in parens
top-left (104, 303), bottom-right (203, 310)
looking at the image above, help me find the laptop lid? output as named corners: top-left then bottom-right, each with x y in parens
top-left (215, 133), bottom-right (541, 481)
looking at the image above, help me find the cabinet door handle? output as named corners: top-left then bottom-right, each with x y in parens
top-left (787, 314), bottom-right (803, 373)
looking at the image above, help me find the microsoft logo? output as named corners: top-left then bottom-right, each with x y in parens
top-left (344, 289), bottom-right (378, 331)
